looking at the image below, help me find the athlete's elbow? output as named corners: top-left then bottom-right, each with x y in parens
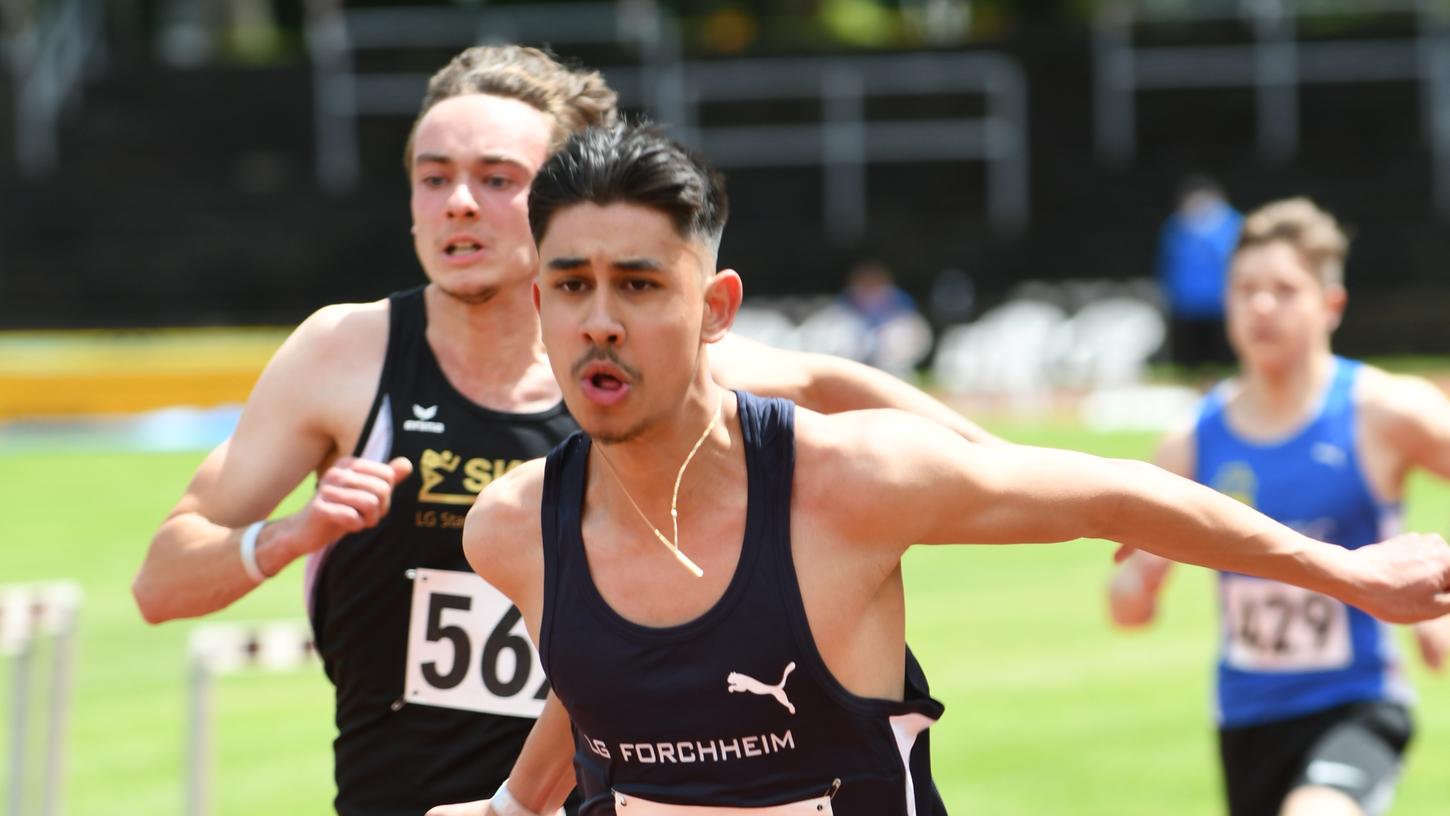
top-left (131, 573), bottom-right (177, 625)
top-left (1108, 598), bottom-right (1157, 630)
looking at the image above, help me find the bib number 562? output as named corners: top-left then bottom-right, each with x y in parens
top-left (404, 568), bottom-right (548, 717)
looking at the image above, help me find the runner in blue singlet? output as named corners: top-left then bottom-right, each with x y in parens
top-left (1110, 197), bottom-right (1450, 816)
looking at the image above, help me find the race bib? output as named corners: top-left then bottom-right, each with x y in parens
top-left (1222, 576), bottom-right (1352, 672)
top-left (403, 568), bottom-right (548, 717)
top-left (612, 790), bottom-right (834, 814)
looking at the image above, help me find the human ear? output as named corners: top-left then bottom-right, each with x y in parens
top-left (1325, 284), bottom-right (1347, 332)
top-left (701, 269), bottom-right (743, 343)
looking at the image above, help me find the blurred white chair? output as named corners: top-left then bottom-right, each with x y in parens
top-left (933, 299), bottom-right (1068, 400)
top-left (872, 312), bottom-right (935, 379)
top-left (1050, 297), bottom-right (1166, 389)
top-left (789, 304), bottom-right (871, 361)
top-left (730, 305), bottom-right (800, 350)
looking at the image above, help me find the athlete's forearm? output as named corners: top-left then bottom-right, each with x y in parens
top-left (1096, 459), bottom-right (1353, 598)
top-left (133, 512), bottom-right (301, 623)
top-left (795, 353), bottom-right (1002, 444)
top-left (506, 693), bottom-right (578, 811)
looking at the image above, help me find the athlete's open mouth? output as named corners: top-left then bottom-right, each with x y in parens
top-left (579, 362), bottom-right (633, 406)
top-left (444, 241), bottom-right (482, 256)
top-left (590, 372), bottom-right (624, 391)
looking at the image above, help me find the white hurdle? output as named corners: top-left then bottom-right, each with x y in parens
top-left (185, 621), bottom-right (316, 816)
top-left (0, 582), bottom-right (82, 816)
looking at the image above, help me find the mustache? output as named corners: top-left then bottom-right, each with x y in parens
top-left (570, 347), bottom-right (642, 382)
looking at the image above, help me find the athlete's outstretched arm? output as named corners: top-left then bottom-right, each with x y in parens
top-left (710, 332), bottom-right (1002, 444)
top-left (808, 409), bottom-right (1450, 624)
top-left (1107, 423), bottom-right (1191, 628)
top-left (132, 304), bottom-right (409, 623)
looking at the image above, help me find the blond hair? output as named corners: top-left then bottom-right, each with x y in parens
top-left (403, 45), bottom-right (619, 169)
top-left (1235, 197), bottom-right (1350, 288)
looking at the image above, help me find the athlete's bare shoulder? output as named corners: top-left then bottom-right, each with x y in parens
top-left (287, 299), bottom-right (390, 365)
top-left (1354, 364), bottom-right (1445, 413)
top-left (249, 299), bottom-right (391, 447)
top-left (792, 407), bottom-right (973, 549)
top-left (463, 457), bottom-right (547, 607)
top-left (1356, 364), bottom-right (1450, 460)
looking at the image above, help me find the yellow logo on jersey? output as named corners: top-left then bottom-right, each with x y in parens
top-left (418, 448), bottom-right (525, 506)
top-left (1212, 462), bottom-right (1258, 508)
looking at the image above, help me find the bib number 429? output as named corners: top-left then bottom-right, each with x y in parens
top-left (1222, 577), bottom-right (1353, 673)
top-left (404, 568), bottom-right (548, 717)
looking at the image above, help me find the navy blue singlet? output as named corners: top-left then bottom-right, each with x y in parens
top-left (539, 392), bottom-right (946, 815)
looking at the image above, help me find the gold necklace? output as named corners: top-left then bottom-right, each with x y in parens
top-left (593, 394), bottom-right (723, 578)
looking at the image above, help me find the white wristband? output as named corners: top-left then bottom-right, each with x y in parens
top-left (490, 779), bottom-right (543, 816)
top-left (239, 521), bottom-right (269, 584)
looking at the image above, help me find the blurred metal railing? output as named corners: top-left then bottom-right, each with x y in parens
top-left (302, 2), bottom-right (1029, 237)
top-left (7, 0), bottom-right (104, 179)
top-left (680, 53), bottom-right (1028, 240)
top-left (1094, 0), bottom-right (1450, 218)
top-left (303, 0), bottom-right (684, 193)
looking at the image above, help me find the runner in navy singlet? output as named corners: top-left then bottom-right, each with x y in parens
top-left (1110, 198), bottom-right (1450, 816)
top-left (442, 125), bottom-right (1450, 816)
top-left (134, 46), bottom-right (1007, 816)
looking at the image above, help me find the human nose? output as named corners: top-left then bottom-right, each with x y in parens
top-left (580, 290), bottom-right (623, 347)
top-left (445, 182), bottom-right (480, 220)
top-left (1249, 289), bottom-right (1276, 315)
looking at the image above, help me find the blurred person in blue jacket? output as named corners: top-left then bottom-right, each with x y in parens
top-left (838, 258), bottom-right (930, 375)
top-left (1157, 175), bottom-right (1242, 369)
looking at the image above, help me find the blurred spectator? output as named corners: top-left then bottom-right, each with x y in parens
top-left (1156, 174), bottom-right (1241, 368)
top-left (838, 258), bottom-right (932, 376)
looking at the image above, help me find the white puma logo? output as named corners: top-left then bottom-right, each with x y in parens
top-left (412, 404), bottom-right (438, 420)
top-left (726, 662), bottom-right (796, 714)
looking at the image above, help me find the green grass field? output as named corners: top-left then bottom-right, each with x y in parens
top-left (2, 422), bottom-right (1448, 815)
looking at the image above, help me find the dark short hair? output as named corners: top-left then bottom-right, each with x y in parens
top-left (528, 122), bottom-right (729, 252)
top-left (1176, 173), bottom-right (1224, 204)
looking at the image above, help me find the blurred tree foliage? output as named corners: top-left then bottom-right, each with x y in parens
top-left (119, 0), bottom-right (1093, 66)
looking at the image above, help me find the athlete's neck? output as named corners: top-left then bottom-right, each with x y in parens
top-left (1236, 350), bottom-right (1336, 432)
top-left (422, 282), bottom-right (559, 412)
top-left (594, 383), bottom-right (737, 511)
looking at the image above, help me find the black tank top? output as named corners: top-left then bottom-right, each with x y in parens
top-left (539, 392), bottom-right (946, 815)
top-left (307, 286), bottom-right (579, 815)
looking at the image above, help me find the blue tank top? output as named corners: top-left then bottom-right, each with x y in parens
top-left (1195, 357), bottom-right (1412, 728)
top-left (539, 392), bottom-right (946, 815)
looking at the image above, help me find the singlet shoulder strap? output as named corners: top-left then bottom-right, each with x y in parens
top-left (538, 431), bottom-right (588, 678)
top-left (345, 286), bottom-right (425, 457)
top-left (1323, 356), bottom-right (1360, 413)
top-left (736, 391), bottom-right (795, 527)
top-left (383, 285), bottom-right (427, 374)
